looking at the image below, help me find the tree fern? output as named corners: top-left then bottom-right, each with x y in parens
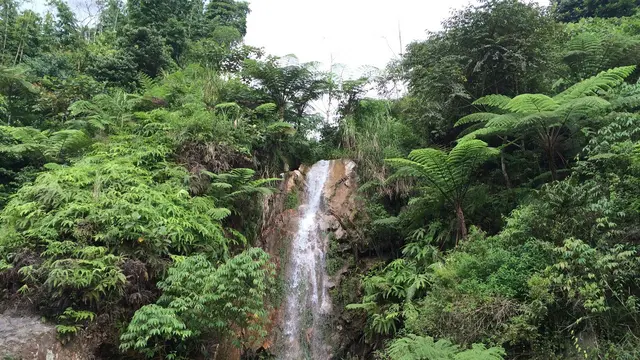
top-left (43, 129), bottom-right (91, 160)
top-left (505, 94), bottom-right (559, 113)
top-left (555, 66), bottom-right (635, 103)
top-left (386, 140), bottom-right (498, 240)
top-left (472, 94), bottom-right (512, 109)
top-left (458, 66), bottom-right (635, 180)
top-left (386, 334), bottom-right (506, 360)
top-left (454, 112), bottom-right (498, 127)
top-left (0, 125), bottom-right (47, 160)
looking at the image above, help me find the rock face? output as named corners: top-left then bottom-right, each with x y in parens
top-left (0, 313), bottom-right (90, 360)
top-left (259, 159), bottom-right (361, 358)
top-left (259, 159), bottom-right (357, 260)
top-left (321, 159), bottom-right (358, 244)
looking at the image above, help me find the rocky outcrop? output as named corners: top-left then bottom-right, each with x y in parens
top-left (258, 159), bottom-right (365, 358)
top-left (0, 313), bottom-right (91, 360)
top-left (319, 160), bottom-right (369, 356)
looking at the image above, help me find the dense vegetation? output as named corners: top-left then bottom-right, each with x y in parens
top-left (1, 0), bottom-right (640, 359)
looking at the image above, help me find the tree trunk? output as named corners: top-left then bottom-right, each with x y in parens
top-left (455, 204), bottom-right (467, 245)
top-left (3, 13), bottom-right (9, 54)
top-left (12, 40), bottom-right (20, 65)
top-left (278, 105), bottom-right (285, 121)
top-left (547, 148), bottom-right (557, 181)
top-left (500, 151), bottom-right (512, 188)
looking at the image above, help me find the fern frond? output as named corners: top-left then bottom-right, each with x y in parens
top-left (484, 113), bottom-right (523, 129)
top-left (267, 121), bottom-right (296, 135)
top-left (505, 94), bottom-right (559, 113)
top-left (555, 66), bottom-right (636, 102)
top-left (44, 130), bottom-right (91, 159)
top-left (555, 96), bottom-right (611, 120)
top-left (473, 94), bottom-right (512, 109)
top-left (454, 112), bottom-right (497, 127)
top-left (255, 103), bottom-right (277, 114)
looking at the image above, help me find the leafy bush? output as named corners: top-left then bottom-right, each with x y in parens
top-left (385, 334), bottom-right (506, 360)
top-left (120, 248), bottom-right (275, 358)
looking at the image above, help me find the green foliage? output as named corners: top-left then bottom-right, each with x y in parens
top-left (402, 0), bottom-right (562, 141)
top-left (284, 189), bottom-right (299, 210)
top-left (119, 304), bottom-right (192, 358)
top-left (55, 307), bottom-right (96, 341)
top-left (562, 19), bottom-right (640, 82)
top-left (1, 144), bottom-right (236, 261)
top-left (120, 248), bottom-right (275, 358)
top-left (552, 0), bottom-right (639, 22)
top-left (458, 66), bottom-right (636, 180)
top-left (4, 0), bottom-right (640, 359)
top-left (386, 140), bottom-right (499, 239)
top-left (243, 56), bottom-right (328, 125)
top-left (40, 242), bottom-right (126, 304)
top-left (385, 334), bottom-right (505, 360)
top-left (119, 26), bottom-right (172, 78)
top-left (347, 225), bottom-right (441, 336)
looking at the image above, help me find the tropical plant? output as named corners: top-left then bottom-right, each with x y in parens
top-left (120, 248), bottom-right (275, 358)
top-left (386, 140), bottom-right (499, 240)
top-left (243, 56), bottom-right (328, 124)
top-left (385, 334), bottom-right (506, 360)
top-left (552, 0), bottom-right (639, 22)
top-left (402, 0), bottom-right (561, 142)
top-left (456, 66), bottom-right (636, 179)
top-left (67, 90), bottom-right (140, 135)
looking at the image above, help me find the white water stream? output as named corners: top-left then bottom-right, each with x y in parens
top-left (280, 160), bottom-right (333, 360)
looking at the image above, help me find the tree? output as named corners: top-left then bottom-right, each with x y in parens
top-left (97, 0), bottom-right (125, 33)
top-left (0, 0), bottom-right (21, 64)
top-left (205, 0), bottom-right (250, 37)
top-left (243, 56), bottom-right (328, 124)
top-left (119, 26), bottom-right (171, 77)
top-left (552, 0), bottom-right (639, 22)
top-left (456, 66), bottom-right (636, 180)
top-left (12, 10), bottom-right (41, 65)
top-left (402, 0), bottom-right (562, 142)
top-left (126, 0), bottom-right (208, 60)
top-left (386, 139), bottom-right (499, 241)
top-left (47, 0), bottom-right (81, 48)
top-left (0, 65), bottom-right (36, 125)
top-left (126, 0), bottom-right (191, 29)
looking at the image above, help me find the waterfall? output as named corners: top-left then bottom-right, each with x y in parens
top-left (280, 160), bottom-right (333, 360)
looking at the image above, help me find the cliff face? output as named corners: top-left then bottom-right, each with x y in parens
top-left (258, 159), bottom-right (365, 358)
top-left (0, 312), bottom-right (91, 360)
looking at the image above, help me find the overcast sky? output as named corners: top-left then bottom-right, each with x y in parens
top-left (25, 0), bottom-right (549, 73)
top-left (245, 0), bottom-right (549, 73)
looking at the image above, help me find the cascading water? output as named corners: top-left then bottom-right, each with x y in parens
top-left (279, 160), bottom-right (333, 360)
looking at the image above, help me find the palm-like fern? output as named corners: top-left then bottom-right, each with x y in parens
top-left (43, 129), bottom-right (91, 161)
top-left (455, 66), bottom-right (636, 180)
top-left (0, 126), bottom-right (90, 163)
top-left (386, 334), bottom-right (505, 360)
top-left (563, 31), bottom-right (640, 83)
top-left (68, 90), bottom-right (140, 135)
top-left (202, 167), bottom-right (280, 212)
top-left (386, 140), bottom-right (499, 241)
top-left (0, 125), bottom-right (47, 161)
top-left (0, 65), bottom-right (37, 125)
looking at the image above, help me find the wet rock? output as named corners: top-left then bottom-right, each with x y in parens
top-left (258, 159), bottom-right (363, 359)
top-left (0, 313), bottom-right (90, 360)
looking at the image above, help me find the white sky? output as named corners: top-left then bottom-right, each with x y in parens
top-left (245, 0), bottom-right (549, 72)
top-left (24, 0), bottom-right (549, 73)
